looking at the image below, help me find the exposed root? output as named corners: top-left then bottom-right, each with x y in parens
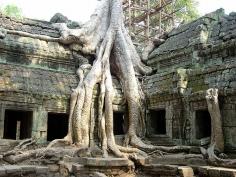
top-left (3, 139), bottom-right (36, 157)
top-left (129, 135), bottom-right (157, 151)
top-left (14, 138), bottom-right (35, 150)
top-left (201, 143), bottom-right (236, 168)
top-left (3, 147), bottom-right (80, 164)
top-left (47, 139), bottom-right (72, 148)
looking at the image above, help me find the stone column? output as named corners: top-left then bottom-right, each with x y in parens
top-left (0, 103), bottom-right (5, 138)
top-left (166, 103), bottom-right (173, 138)
top-left (32, 106), bottom-right (48, 143)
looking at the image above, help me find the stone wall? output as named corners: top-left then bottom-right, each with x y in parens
top-left (0, 14), bottom-right (124, 143)
top-left (0, 13), bottom-right (60, 37)
top-left (144, 9), bottom-right (236, 151)
top-left (0, 9), bottom-right (235, 151)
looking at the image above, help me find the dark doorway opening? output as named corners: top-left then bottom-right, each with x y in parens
top-left (150, 110), bottom-right (166, 135)
top-left (113, 112), bottom-right (125, 135)
top-left (195, 110), bottom-right (211, 139)
top-left (3, 109), bottom-right (33, 140)
top-left (47, 113), bottom-right (69, 141)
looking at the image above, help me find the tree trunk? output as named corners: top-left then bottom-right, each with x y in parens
top-left (206, 88), bottom-right (224, 152)
top-left (3, 0), bottom-right (198, 162)
top-left (47, 0), bottom-right (155, 157)
top-left (202, 89), bottom-right (236, 168)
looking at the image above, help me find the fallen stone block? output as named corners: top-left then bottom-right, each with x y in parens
top-left (20, 165), bottom-right (36, 174)
top-left (178, 166), bottom-right (194, 177)
top-left (4, 165), bottom-right (21, 175)
top-left (0, 167), bottom-right (6, 176)
top-left (35, 166), bottom-right (49, 174)
top-left (48, 164), bottom-right (59, 172)
top-left (80, 157), bottom-right (133, 167)
top-left (143, 164), bottom-right (178, 176)
top-left (197, 166), bottom-right (212, 177)
top-left (210, 167), bottom-right (236, 177)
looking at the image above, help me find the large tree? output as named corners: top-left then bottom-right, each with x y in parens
top-left (48, 0), bottom-right (155, 157)
top-left (3, 0), bottom-right (236, 169)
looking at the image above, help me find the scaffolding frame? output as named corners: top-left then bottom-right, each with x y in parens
top-left (123, 0), bottom-right (176, 43)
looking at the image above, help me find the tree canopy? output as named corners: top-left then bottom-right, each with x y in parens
top-left (0, 4), bottom-right (23, 19)
top-left (173, 0), bottom-right (199, 23)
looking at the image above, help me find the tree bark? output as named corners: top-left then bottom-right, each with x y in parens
top-left (206, 88), bottom-right (224, 152)
top-left (50, 0), bottom-right (155, 156)
top-left (202, 89), bottom-right (236, 168)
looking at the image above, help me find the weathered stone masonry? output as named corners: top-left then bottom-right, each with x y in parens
top-left (0, 9), bottom-right (235, 154)
top-left (144, 9), bottom-right (236, 152)
top-left (0, 13), bottom-right (125, 144)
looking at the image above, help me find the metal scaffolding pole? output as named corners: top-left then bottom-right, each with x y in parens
top-left (123, 0), bottom-right (176, 44)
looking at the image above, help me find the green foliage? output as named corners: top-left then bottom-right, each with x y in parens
top-left (173, 0), bottom-right (199, 23)
top-left (0, 4), bottom-right (23, 19)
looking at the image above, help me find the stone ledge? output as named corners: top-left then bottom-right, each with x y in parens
top-left (0, 167), bottom-right (6, 176)
top-left (142, 164), bottom-right (179, 175)
top-left (78, 157), bottom-right (134, 167)
top-left (197, 166), bottom-right (236, 177)
top-left (0, 165), bottom-right (48, 176)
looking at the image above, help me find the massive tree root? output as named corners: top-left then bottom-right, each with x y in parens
top-left (200, 88), bottom-right (236, 168)
top-left (48, 0), bottom-right (155, 158)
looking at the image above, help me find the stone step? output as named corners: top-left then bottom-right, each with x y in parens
top-left (72, 158), bottom-right (135, 177)
top-left (0, 165), bottom-right (48, 177)
top-left (147, 154), bottom-right (206, 166)
top-left (147, 136), bottom-right (176, 146)
top-left (76, 157), bottom-right (134, 167)
top-left (196, 166), bottom-right (236, 177)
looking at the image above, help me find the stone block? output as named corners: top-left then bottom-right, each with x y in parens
top-left (208, 168), bottom-right (221, 177)
top-left (222, 110), bottom-right (236, 126)
top-left (4, 165), bottom-right (21, 175)
top-left (48, 164), bottom-right (59, 172)
top-left (80, 157), bottom-right (133, 167)
top-left (143, 164), bottom-right (178, 176)
top-left (20, 165), bottom-right (36, 174)
top-left (178, 166), bottom-right (194, 177)
top-left (209, 167), bottom-right (236, 177)
top-left (0, 167), bottom-right (6, 176)
top-left (72, 164), bottom-right (85, 172)
top-left (197, 166), bottom-right (211, 177)
top-left (35, 166), bottom-right (48, 174)
top-left (229, 81), bottom-right (236, 88)
top-left (224, 127), bottom-right (236, 148)
top-left (219, 168), bottom-right (236, 177)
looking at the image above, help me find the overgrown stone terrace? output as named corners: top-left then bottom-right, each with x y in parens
top-left (0, 9), bottom-right (235, 177)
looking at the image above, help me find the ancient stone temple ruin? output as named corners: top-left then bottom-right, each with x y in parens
top-left (0, 8), bottom-right (236, 177)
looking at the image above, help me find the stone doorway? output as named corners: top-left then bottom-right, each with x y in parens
top-left (149, 110), bottom-right (166, 135)
top-left (195, 110), bottom-right (211, 139)
top-left (47, 112), bottom-right (69, 141)
top-left (113, 112), bottom-right (125, 135)
top-left (3, 109), bottom-right (33, 140)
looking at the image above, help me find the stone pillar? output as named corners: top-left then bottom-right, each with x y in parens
top-left (32, 106), bottom-right (48, 143)
top-left (166, 103), bottom-right (173, 138)
top-left (0, 104), bottom-right (5, 138)
top-left (16, 121), bottom-right (21, 140)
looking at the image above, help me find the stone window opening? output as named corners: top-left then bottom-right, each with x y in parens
top-left (113, 112), bottom-right (125, 135)
top-left (47, 112), bottom-right (69, 141)
top-left (150, 109), bottom-right (166, 135)
top-left (3, 109), bottom-right (33, 140)
top-left (195, 110), bottom-right (211, 139)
